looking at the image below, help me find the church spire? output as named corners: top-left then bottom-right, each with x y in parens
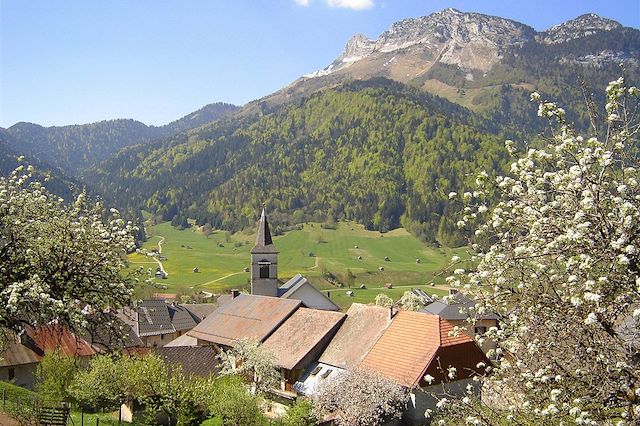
top-left (251, 207), bottom-right (277, 254)
top-left (250, 207), bottom-right (278, 296)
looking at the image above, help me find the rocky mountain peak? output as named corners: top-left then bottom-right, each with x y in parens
top-left (338, 33), bottom-right (376, 62)
top-left (307, 8), bottom-right (536, 77)
top-left (302, 9), bottom-right (630, 82)
top-left (539, 13), bottom-right (622, 44)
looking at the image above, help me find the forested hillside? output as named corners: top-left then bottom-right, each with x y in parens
top-left (1, 102), bottom-right (239, 175)
top-left (90, 79), bottom-right (511, 245)
top-left (0, 132), bottom-right (81, 202)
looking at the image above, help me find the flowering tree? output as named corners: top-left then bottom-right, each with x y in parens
top-left (374, 293), bottom-right (393, 308)
top-left (437, 78), bottom-right (640, 424)
top-left (312, 368), bottom-right (408, 426)
top-left (0, 163), bottom-right (138, 346)
top-left (398, 290), bottom-right (427, 311)
top-left (218, 338), bottom-right (281, 395)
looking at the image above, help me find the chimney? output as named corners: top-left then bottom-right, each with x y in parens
top-left (389, 306), bottom-right (396, 320)
top-left (449, 288), bottom-right (458, 295)
top-left (231, 289), bottom-right (240, 299)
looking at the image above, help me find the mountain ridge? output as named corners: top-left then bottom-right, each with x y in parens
top-left (304, 9), bottom-right (633, 79)
top-left (1, 102), bottom-right (240, 176)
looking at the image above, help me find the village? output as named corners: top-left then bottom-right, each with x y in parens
top-left (0, 209), bottom-right (496, 425)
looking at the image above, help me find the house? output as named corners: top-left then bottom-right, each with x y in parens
top-left (0, 335), bottom-right (42, 389)
top-left (278, 274), bottom-right (341, 311)
top-left (79, 312), bottom-right (143, 352)
top-left (247, 208), bottom-right (340, 311)
top-left (119, 300), bottom-right (208, 347)
top-left (296, 306), bottom-right (490, 425)
top-left (182, 303), bottom-right (219, 322)
top-left (262, 308), bottom-right (346, 393)
top-left (421, 290), bottom-right (498, 353)
top-left (187, 294), bottom-right (302, 348)
top-left (0, 325), bottom-right (97, 390)
top-left (365, 310), bottom-right (490, 424)
top-left (295, 303), bottom-right (393, 396)
top-left (119, 345), bottom-right (221, 422)
top-left (148, 346), bottom-right (220, 379)
top-left (318, 303), bottom-right (393, 370)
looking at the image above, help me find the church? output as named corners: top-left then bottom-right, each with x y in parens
top-left (248, 208), bottom-right (341, 311)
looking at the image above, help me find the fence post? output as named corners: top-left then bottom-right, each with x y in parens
top-left (81, 410), bottom-right (84, 426)
top-left (96, 416), bottom-right (99, 426)
top-left (118, 405), bottom-right (122, 426)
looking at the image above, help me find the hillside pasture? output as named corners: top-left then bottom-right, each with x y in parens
top-left (130, 221), bottom-right (470, 307)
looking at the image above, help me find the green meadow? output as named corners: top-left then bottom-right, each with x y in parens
top-left (130, 221), bottom-right (469, 308)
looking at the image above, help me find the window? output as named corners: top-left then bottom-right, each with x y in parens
top-left (8, 368), bottom-right (14, 381)
top-left (259, 261), bottom-right (270, 278)
top-left (474, 326), bottom-right (487, 335)
top-left (161, 334), bottom-right (164, 340)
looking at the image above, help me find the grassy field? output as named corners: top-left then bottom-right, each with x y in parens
top-left (131, 221), bottom-right (470, 307)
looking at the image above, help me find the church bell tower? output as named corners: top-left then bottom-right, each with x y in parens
top-left (250, 208), bottom-right (278, 297)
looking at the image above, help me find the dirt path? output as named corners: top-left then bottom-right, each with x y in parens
top-left (308, 256), bottom-right (320, 269)
top-left (151, 236), bottom-right (168, 277)
top-left (195, 272), bottom-right (244, 288)
top-left (0, 413), bottom-right (20, 426)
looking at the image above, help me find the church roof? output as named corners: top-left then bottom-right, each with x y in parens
top-left (251, 208), bottom-right (277, 254)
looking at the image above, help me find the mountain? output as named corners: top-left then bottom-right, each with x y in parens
top-left (14, 9), bottom-right (640, 245)
top-left (0, 130), bottom-right (82, 201)
top-left (88, 10), bottom-right (640, 244)
top-left (538, 13), bottom-right (623, 44)
top-left (162, 102), bottom-right (240, 134)
top-left (263, 9), bottom-right (639, 136)
top-left (306, 8), bottom-right (536, 77)
top-left (1, 102), bottom-right (239, 176)
top-left (89, 79), bottom-right (510, 246)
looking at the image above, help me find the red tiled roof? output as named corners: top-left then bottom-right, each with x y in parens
top-left (26, 325), bottom-right (96, 357)
top-left (360, 311), bottom-right (484, 387)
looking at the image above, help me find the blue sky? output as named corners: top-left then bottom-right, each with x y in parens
top-left (1, 0), bottom-right (638, 127)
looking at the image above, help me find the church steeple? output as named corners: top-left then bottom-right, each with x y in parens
top-left (250, 207), bottom-right (278, 297)
top-left (251, 207), bottom-right (276, 254)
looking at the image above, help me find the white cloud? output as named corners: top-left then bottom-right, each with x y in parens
top-left (293, 0), bottom-right (374, 10)
top-left (326, 0), bottom-right (374, 9)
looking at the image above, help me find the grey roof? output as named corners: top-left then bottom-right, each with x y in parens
top-left (278, 273), bottom-right (307, 296)
top-left (319, 303), bottom-right (393, 369)
top-left (0, 336), bottom-right (41, 367)
top-left (151, 346), bottom-right (220, 378)
top-left (251, 208), bottom-right (277, 254)
top-left (80, 313), bottom-right (143, 350)
top-left (421, 292), bottom-right (498, 321)
top-left (168, 304), bottom-right (198, 331)
top-left (279, 274), bottom-right (341, 311)
top-left (183, 303), bottom-right (219, 322)
top-left (137, 300), bottom-right (176, 337)
top-left (187, 294), bottom-right (302, 346)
